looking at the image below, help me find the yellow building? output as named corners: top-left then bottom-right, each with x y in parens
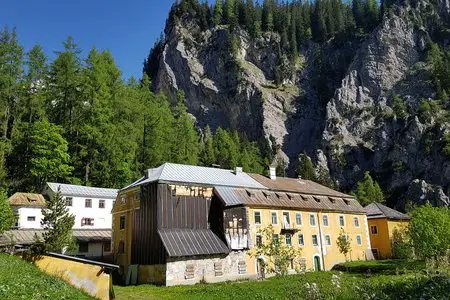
top-left (112, 163), bottom-right (371, 286)
top-left (365, 203), bottom-right (410, 259)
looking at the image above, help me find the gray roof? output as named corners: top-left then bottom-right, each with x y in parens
top-left (47, 182), bottom-right (118, 199)
top-left (0, 229), bottom-right (111, 246)
top-left (365, 203), bottom-right (410, 220)
top-left (122, 163), bottom-right (266, 191)
top-left (158, 229), bottom-right (230, 257)
top-left (215, 186), bottom-right (366, 214)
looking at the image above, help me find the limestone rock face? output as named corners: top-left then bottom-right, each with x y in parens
top-left (402, 179), bottom-right (450, 208)
top-left (151, 2), bottom-right (450, 206)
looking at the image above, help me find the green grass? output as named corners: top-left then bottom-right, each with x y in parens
top-left (0, 253), bottom-right (92, 300)
top-left (332, 259), bottom-right (425, 274)
top-left (115, 260), bottom-right (450, 300)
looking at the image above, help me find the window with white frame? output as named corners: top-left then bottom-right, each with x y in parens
top-left (339, 215), bottom-right (345, 227)
top-left (85, 199), bottom-right (92, 208)
top-left (272, 234), bottom-right (279, 246)
top-left (370, 225), bottom-right (378, 234)
top-left (309, 214), bottom-right (316, 226)
top-left (99, 200), bottom-right (105, 209)
top-left (295, 213), bottom-right (302, 225)
top-left (322, 215), bottom-right (329, 226)
top-left (82, 218), bottom-right (94, 226)
top-left (65, 197), bottom-right (72, 207)
top-left (312, 234), bottom-right (319, 246)
top-left (354, 216), bottom-right (360, 227)
top-left (356, 234), bottom-right (362, 245)
top-left (298, 234), bottom-right (304, 246)
top-left (271, 211), bottom-right (278, 225)
top-left (254, 211), bottom-right (261, 225)
top-left (285, 234), bottom-right (292, 246)
top-left (325, 235), bottom-right (331, 246)
top-left (282, 211), bottom-right (290, 228)
top-left (121, 195), bottom-right (126, 204)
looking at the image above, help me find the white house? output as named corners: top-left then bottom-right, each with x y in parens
top-left (8, 193), bottom-right (46, 229)
top-left (44, 182), bottom-right (118, 230)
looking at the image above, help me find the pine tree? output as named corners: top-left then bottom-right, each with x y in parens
top-left (364, 0), bottom-right (379, 31)
top-left (0, 189), bottom-right (15, 234)
top-left (40, 189), bottom-right (76, 253)
top-left (289, 10), bottom-right (298, 61)
top-left (200, 126), bottom-right (215, 167)
top-left (297, 153), bottom-right (317, 181)
top-left (213, 0), bottom-right (224, 25)
top-left (262, 0), bottom-right (274, 31)
top-left (311, 0), bottom-right (328, 42)
top-left (244, 0), bottom-right (255, 33)
top-left (352, 0), bottom-right (365, 30)
top-left (355, 171), bottom-right (384, 206)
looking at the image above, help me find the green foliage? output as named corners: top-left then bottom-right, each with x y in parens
top-left (391, 228), bottom-right (413, 259)
top-left (443, 133), bottom-right (450, 158)
top-left (39, 190), bottom-right (76, 253)
top-left (409, 204), bottom-right (450, 262)
top-left (354, 171), bottom-right (384, 206)
top-left (336, 229), bottom-right (352, 260)
top-left (391, 95), bottom-right (407, 119)
top-left (0, 253), bottom-right (92, 299)
top-left (0, 189), bottom-right (15, 234)
top-left (252, 225), bottom-right (302, 276)
top-left (427, 42), bottom-right (450, 98)
top-left (296, 153), bottom-right (317, 181)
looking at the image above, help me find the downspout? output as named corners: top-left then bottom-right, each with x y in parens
top-left (316, 211), bottom-right (326, 271)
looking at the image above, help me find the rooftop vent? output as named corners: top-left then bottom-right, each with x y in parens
top-left (269, 167), bottom-right (276, 180)
top-left (234, 166), bottom-right (243, 175)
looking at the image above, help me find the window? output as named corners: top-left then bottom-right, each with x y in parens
top-left (82, 218), bottom-right (94, 226)
top-left (271, 212), bottom-right (278, 225)
top-left (27, 216), bottom-right (36, 222)
top-left (312, 234), bottom-right (318, 246)
top-left (371, 249), bottom-right (379, 259)
top-left (285, 234), bottom-right (292, 247)
top-left (134, 191), bottom-right (141, 201)
top-left (65, 197), bottom-right (72, 207)
top-left (272, 234), bottom-right (279, 246)
top-left (255, 234), bottom-right (262, 247)
top-left (322, 215), bottom-right (329, 226)
top-left (120, 216), bottom-right (126, 230)
top-left (99, 200), bottom-right (105, 209)
top-left (309, 214), bottom-right (316, 226)
top-left (325, 235), bottom-right (331, 246)
top-left (85, 199), bottom-right (92, 208)
top-left (254, 211), bottom-right (261, 225)
top-left (295, 213), bottom-right (302, 225)
top-left (370, 225), bottom-right (378, 234)
top-left (339, 215), bottom-right (345, 227)
top-left (118, 241), bottom-right (125, 254)
top-left (356, 235), bottom-right (362, 245)
top-left (78, 242), bottom-right (88, 253)
top-left (298, 234), bottom-right (304, 246)
top-left (103, 242), bottom-right (111, 252)
top-left (282, 212), bottom-right (290, 228)
top-left (354, 217), bottom-right (360, 227)
top-left (121, 195), bottom-right (126, 204)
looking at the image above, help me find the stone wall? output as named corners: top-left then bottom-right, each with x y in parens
top-left (165, 251), bottom-right (255, 286)
top-left (138, 264), bottom-right (166, 285)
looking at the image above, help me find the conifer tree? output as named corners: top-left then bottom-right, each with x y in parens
top-left (262, 0), bottom-right (274, 31)
top-left (41, 189), bottom-right (76, 253)
top-left (213, 0), bottom-right (224, 25)
top-left (0, 189), bottom-right (15, 234)
top-left (297, 153), bottom-right (317, 181)
top-left (355, 171), bottom-right (384, 206)
top-left (200, 126), bottom-right (215, 167)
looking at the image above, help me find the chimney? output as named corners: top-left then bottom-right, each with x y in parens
top-left (234, 166), bottom-right (243, 175)
top-left (269, 167), bottom-right (276, 180)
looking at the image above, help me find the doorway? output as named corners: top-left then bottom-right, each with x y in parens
top-left (313, 255), bottom-right (321, 271)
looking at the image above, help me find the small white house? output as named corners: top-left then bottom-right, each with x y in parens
top-left (44, 182), bottom-right (118, 230)
top-left (8, 193), bottom-right (46, 229)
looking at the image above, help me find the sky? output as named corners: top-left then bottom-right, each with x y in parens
top-left (1, 0), bottom-right (214, 80)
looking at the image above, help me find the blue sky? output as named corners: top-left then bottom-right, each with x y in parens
top-left (1, 1), bottom-right (214, 80)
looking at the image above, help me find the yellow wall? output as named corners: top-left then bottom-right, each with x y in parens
top-left (247, 208), bottom-right (370, 272)
top-left (367, 218), bottom-right (409, 259)
top-left (34, 255), bottom-right (110, 300)
top-left (112, 187), bottom-right (140, 277)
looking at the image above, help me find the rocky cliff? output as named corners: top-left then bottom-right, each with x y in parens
top-left (149, 0), bottom-right (450, 208)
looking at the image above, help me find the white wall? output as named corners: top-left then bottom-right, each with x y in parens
top-left (17, 207), bottom-right (44, 229)
top-left (76, 241), bottom-right (111, 258)
top-left (65, 196), bottom-right (114, 229)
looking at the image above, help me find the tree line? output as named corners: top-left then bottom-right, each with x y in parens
top-left (0, 27), bottom-right (267, 194)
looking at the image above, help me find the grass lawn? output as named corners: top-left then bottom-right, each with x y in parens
top-left (0, 253), bottom-right (92, 300)
top-left (115, 260), bottom-right (450, 300)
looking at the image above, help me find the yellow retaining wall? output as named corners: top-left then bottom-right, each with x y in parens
top-left (34, 255), bottom-right (110, 300)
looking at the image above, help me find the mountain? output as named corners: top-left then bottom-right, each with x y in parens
top-left (145, 0), bottom-right (450, 209)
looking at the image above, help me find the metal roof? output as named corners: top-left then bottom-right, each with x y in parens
top-left (122, 163), bottom-right (266, 191)
top-left (214, 187), bottom-right (366, 214)
top-left (8, 193), bottom-right (46, 207)
top-left (0, 229), bottom-right (112, 246)
top-left (248, 173), bottom-right (353, 198)
top-left (158, 228), bottom-right (230, 257)
top-left (365, 203), bottom-right (410, 220)
top-left (46, 182), bottom-right (118, 199)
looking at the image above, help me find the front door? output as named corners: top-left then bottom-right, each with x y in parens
top-left (313, 256), bottom-right (321, 271)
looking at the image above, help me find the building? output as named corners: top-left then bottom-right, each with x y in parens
top-left (365, 203), bottom-right (411, 259)
top-left (45, 182), bottom-right (118, 230)
top-left (8, 193), bottom-right (46, 229)
top-left (113, 163), bottom-right (371, 286)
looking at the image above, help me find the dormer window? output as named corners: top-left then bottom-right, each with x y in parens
top-left (343, 199), bottom-right (350, 205)
top-left (246, 189), bottom-right (255, 197)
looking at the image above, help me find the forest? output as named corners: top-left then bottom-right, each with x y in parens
top-left (0, 27), bottom-right (267, 194)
